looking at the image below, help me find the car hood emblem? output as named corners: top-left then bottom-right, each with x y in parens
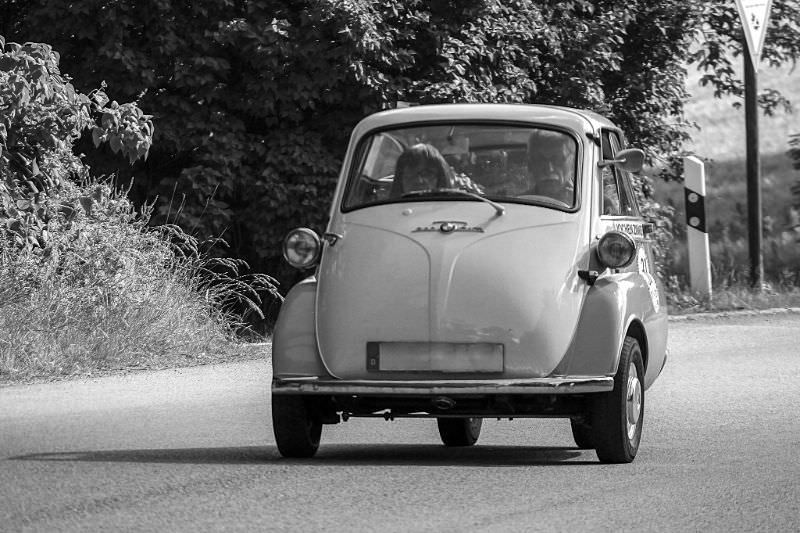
top-left (412, 221), bottom-right (484, 234)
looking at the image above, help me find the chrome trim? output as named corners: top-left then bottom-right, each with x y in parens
top-left (272, 376), bottom-right (614, 395)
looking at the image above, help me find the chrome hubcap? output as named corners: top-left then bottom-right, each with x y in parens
top-left (625, 362), bottom-right (642, 441)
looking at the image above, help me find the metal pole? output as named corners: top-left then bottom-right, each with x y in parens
top-left (744, 43), bottom-right (764, 289)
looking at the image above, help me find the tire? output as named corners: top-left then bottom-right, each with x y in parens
top-left (272, 394), bottom-right (322, 458)
top-left (570, 418), bottom-right (594, 449)
top-left (437, 417), bottom-right (483, 447)
top-left (590, 336), bottom-right (645, 464)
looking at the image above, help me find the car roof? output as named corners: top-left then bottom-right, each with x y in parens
top-left (351, 103), bottom-right (618, 139)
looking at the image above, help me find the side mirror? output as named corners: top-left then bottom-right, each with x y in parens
top-left (598, 148), bottom-right (645, 173)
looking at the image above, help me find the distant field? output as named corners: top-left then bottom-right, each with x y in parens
top-left (653, 59), bottom-right (800, 284)
top-left (656, 60), bottom-right (799, 222)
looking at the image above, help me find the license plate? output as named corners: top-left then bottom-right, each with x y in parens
top-left (366, 342), bottom-right (504, 373)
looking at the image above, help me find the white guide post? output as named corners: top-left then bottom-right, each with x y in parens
top-left (684, 156), bottom-right (712, 298)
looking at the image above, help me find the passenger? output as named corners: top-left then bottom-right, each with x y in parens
top-left (527, 131), bottom-right (575, 203)
top-left (390, 143), bottom-right (455, 197)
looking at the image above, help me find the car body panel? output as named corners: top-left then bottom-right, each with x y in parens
top-left (271, 277), bottom-right (331, 380)
top-left (316, 202), bottom-right (590, 379)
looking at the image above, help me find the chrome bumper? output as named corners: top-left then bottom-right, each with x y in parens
top-left (272, 376), bottom-right (614, 395)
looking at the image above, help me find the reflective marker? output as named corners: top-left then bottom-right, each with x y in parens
top-left (684, 156), bottom-right (712, 298)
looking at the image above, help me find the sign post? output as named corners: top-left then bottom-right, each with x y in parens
top-left (734, 0), bottom-right (773, 289)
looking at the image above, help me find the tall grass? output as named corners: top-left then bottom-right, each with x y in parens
top-left (0, 179), bottom-right (279, 382)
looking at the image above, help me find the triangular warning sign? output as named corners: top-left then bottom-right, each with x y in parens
top-left (735, 0), bottom-right (774, 69)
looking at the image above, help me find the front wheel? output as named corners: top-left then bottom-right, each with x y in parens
top-left (437, 417), bottom-right (483, 447)
top-left (569, 418), bottom-right (594, 449)
top-left (272, 394), bottom-right (322, 458)
top-left (590, 337), bottom-right (645, 463)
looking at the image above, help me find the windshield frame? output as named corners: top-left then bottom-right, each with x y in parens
top-left (340, 120), bottom-right (584, 214)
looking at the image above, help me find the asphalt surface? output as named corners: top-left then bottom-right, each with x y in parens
top-left (1, 313), bottom-right (799, 532)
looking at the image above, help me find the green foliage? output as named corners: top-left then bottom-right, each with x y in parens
top-left (4, 1), bottom-right (799, 290)
top-left (0, 36), bottom-right (153, 252)
top-left (0, 36), bottom-right (279, 378)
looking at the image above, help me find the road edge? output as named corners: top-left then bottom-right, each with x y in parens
top-left (668, 306), bottom-right (800, 321)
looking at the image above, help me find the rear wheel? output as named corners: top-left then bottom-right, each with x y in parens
top-left (590, 337), bottom-right (644, 463)
top-left (437, 417), bottom-right (482, 446)
top-left (569, 418), bottom-right (594, 449)
top-left (272, 394), bottom-right (322, 458)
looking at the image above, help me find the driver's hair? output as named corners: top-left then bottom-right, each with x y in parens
top-left (391, 143), bottom-right (454, 197)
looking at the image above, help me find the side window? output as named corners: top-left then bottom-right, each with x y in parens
top-left (601, 131), bottom-right (638, 217)
top-left (600, 133), bottom-right (621, 215)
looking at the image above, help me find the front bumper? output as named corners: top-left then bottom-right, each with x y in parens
top-left (272, 376), bottom-right (614, 395)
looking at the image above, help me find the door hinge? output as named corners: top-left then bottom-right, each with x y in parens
top-left (322, 232), bottom-right (343, 246)
top-left (578, 270), bottom-right (599, 285)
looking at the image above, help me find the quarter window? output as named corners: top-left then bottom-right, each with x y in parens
top-left (601, 131), bottom-right (638, 217)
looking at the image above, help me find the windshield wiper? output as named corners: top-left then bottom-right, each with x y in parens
top-left (401, 188), bottom-right (505, 217)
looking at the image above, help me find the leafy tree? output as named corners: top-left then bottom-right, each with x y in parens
top-left (690, 0), bottom-right (800, 115)
top-left (3, 1), bottom-right (799, 291)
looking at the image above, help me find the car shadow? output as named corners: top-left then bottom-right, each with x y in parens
top-left (9, 444), bottom-right (594, 466)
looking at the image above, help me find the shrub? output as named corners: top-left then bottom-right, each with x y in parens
top-left (0, 37), bottom-right (278, 380)
top-left (0, 36), bottom-right (153, 251)
top-left (0, 177), bottom-right (279, 380)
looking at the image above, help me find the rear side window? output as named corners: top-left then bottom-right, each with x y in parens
top-left (601, 131), bottom-right (639, 217)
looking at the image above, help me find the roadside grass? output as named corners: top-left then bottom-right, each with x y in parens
top-left (666, 282), bottom-right (800, 315)
top-left (0, 180), bottom-right (277, 384)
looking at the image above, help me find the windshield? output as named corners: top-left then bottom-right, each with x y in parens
top-left (343, 123), bottom-right (578, 211)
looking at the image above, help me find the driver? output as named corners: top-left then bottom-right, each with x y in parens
top-left (390, 143), bottom-right (455, 197)
top-left (527, 131), bottom-right (575, 202)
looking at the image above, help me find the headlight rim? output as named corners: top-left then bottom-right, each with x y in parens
top-left (282, 227), bottom-right (322, 269)
top-left (597, 230), bottom-right (637, 269)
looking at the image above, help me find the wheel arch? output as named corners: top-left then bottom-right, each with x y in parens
top-left (272, 276), bottom-right (333, 379)
top-left (625, 318), bottom-right (648, 374)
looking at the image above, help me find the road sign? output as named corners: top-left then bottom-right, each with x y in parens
top-left (734, 0), bottom-right (773, 288)
top-left (734, 0), bottom-right (773, 69)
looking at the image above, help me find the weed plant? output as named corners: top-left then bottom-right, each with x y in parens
top-left (0, 179), bottom-right (280, 382)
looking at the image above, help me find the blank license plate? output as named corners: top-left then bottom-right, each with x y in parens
top-left (366, 342), bottom-right (504, 373)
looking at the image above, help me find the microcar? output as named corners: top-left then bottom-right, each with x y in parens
top-left (271, 104), bottom-right (668, 463)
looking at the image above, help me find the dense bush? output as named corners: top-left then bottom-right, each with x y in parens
top-left (0, 36), bottom-right (153, 249)
top-left (0, 37), bottom-right (278, 379)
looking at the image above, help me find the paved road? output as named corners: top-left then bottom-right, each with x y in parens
top-left (2, 314), bottom-right (799, 532)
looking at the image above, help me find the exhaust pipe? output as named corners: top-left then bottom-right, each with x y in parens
top-left (432, 396), bottom-right (456, 410)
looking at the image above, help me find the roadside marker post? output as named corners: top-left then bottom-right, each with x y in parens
top-left (684, 156), bottom-right (712, 299)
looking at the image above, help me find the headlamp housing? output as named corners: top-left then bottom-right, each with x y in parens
top-left (597, 231), bottom-right (636, 269)
top-left (283, 228), bottom-right (321, 269)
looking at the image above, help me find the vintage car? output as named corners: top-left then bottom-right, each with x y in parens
top-left (271, 104), bottom-right (668, 463)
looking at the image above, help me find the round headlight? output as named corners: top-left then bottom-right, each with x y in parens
top-left (597, 231), bottom-right (636, 269)
top-left (283, 228), bottom-right (321, 269)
